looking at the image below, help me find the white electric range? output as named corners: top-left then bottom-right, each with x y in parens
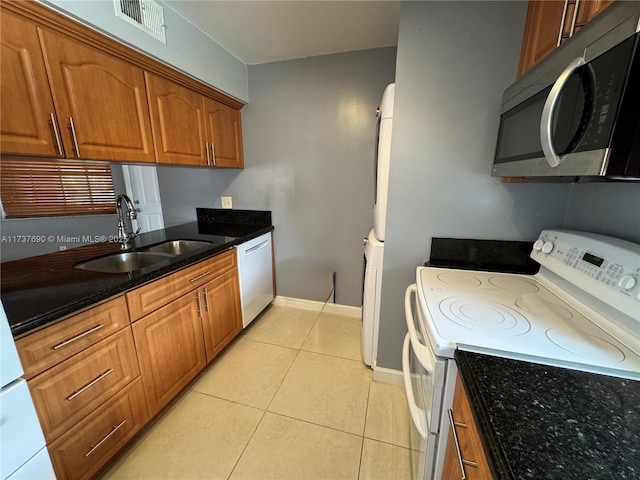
top-left (403, 229), bottom-right (640, 480)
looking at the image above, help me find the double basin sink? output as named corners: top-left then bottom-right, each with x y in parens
top-left (75, 240), bottom-right (213, 274)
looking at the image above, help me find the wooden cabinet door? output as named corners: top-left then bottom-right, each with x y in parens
top-left (518, 1), bottom-right (566, 77)
top-left (0, 11), bottom-right (62, 157)
top-left (443, 376), bottom-right (493, 480)
top-left (38, 29), bottom-right (155, 163)
top-left (132, 292), bottom-right (206, 417)
top-left (200, 268), bottom-right (242, 363)
top-left (204, 97), bottom-right (244, 168)
top-left (145, 72), bottom-right (207, 166)
top-left (582, 0), bottom-right (614, 23)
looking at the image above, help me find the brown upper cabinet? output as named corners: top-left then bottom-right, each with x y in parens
top-left (0, 11), bottom-right (62, 157)
top-left (39, 29), bottom-right (156, 163)
top-left (146, 74), bottom-right (245, 168)
top-left (0, 0), bottom-right (245, 168)
top-left (518, 0), bottom-right (614, 77)
top-left (145, 73), bottom-right (207, 166)
top-left (204, 98), bottom-right (245, 168)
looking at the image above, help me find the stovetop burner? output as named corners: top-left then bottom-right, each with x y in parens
top-left (417, 267), bottom-right (640, 379)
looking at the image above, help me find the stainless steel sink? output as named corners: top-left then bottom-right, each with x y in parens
top-left (143, 240), bottom-right (212, 256)
top-left (75, 252), bottom-right (171, 274)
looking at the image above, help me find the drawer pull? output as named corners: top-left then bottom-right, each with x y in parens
top-left (463, 460), bottom-right (479, 467)
top-left (53, 324), bottom-right (105, 350)
top-left (448, 408), bottom-right (466, 480)
top-left (85, 419), bottom-right (126, 457)
top-left (67, 369), bottom-right (114, 401)
top-left (203, 287), bottom-right (210, 312)
top-left (189, 271), bottom-right (211, 283)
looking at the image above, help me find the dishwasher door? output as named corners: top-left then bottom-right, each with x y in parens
top-left (237, 232), bottom-right (274, 328)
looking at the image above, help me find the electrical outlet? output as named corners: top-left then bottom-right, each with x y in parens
top-left (221, 196), bottom-right (232, 209)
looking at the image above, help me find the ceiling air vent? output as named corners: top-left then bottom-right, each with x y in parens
top-left (114, 0), bottom-right (166, 44)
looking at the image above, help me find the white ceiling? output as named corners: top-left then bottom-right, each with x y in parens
top-left (165, 1), bottom-right (400, 65)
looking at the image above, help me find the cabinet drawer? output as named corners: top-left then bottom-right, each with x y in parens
top-left (28, 327), bottom-right (140, 443)
top-left (16, 296), bottom-right (129, 379)
top-left (48, 377), bottom-right (148, 480)
top-left (126, 249), bottom-right (236, 320)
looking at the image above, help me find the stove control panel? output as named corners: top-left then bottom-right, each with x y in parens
top-left (531, 230), bottom-right (640, 319)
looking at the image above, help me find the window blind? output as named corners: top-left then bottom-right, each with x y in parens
top-left (0, 159), bottom-right (116, 218)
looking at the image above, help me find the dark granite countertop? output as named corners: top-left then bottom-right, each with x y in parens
top-left (1, 209), bottom-right (272, 337)
top-left (455, 350), bottom-right (640, 479)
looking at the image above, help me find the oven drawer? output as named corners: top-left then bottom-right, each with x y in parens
top-left (28, 327), bottom-right (140, 443)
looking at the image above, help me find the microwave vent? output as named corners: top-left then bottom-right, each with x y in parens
top-left (114, 0), bottom-right (166, 44)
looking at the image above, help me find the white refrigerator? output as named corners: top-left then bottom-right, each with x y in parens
top-left (0, 300), bottom-right (55, 480)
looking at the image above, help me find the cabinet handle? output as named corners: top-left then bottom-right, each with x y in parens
top-left (448, 408), bottom-right (467, 480)
top-left (67, 369), bottom-right (114, 401)
top-left (210, 142), bottom-right (216, 166)
top-left (85, 419), bottom-right (126, 457)
top-left (569, 0), bottom-right (580, 37)
top-left (203, 287), bottom-right (210, 312)
top-left (196, 291), bottom-right (203, 318)
top-left (189, 271), bottom-right (211, 283)
top-left (557, 0), bottom-right (570, 47)
top-left (53, 324), bottom-right (105, 350)
top-left (205, 142), bottom-right (211, 166)
top-left (49, 113), bottom-right (64, 156)
top-left (69, 117), bottom-right (80, 157)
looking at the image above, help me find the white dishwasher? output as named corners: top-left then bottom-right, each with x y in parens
top-left (236, 232), bottom-right (274, 328)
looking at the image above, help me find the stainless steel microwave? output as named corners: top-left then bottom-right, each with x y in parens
top-left (492, 2), bottom-right (640, 180)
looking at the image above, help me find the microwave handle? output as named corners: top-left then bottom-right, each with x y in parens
top-left (540, 56), bottom-right (585, 167)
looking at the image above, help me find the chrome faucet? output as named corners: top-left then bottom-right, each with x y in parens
top-left (116, 194), bottom-right (140, 250)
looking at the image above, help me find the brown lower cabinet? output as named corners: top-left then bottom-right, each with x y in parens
top-left (17, 249), bottom-right (244, 480)
top-left (132, 290), bottom-right (206, 417)
top-left (48, 378), bottom-right (149, 480)
top-left (199, 268), bottom-right (243, 363)
top-left (442, 375), bottom-right (493, 480)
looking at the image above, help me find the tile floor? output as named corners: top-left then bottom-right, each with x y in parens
top-left (101, 305), bottom-right (412, 480)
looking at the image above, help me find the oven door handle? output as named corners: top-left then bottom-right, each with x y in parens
top-left (404, 284), bottom-right (433, 373)
top-left (402, 332), bottom-right (427, 440)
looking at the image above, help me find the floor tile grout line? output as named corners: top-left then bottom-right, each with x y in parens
top-left (266, 410), bottom-right (367, 439)
top-left (226, 409), bottom-right (268, 480)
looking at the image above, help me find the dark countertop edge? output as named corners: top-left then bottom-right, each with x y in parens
top-left (10, 225), bottom-right (273, 338)
top-left (455, 350), bottom-right (515, 480)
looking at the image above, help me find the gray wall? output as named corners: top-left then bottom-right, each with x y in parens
top-left (40, 0), bottom-right (248, 102)
top-left (156, 165), bottom-right (239, 227)
top-left (376, 1), bottom-right (573, 370)
top-left (219, 48), bottom-right (397, 305)
top-left (563, 184), bottom-right (640, 243)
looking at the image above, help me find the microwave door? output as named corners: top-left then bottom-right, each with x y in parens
top-left (541, 58), bottom-right (599, 170)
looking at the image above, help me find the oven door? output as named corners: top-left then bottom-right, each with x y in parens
top-left (403, 285), bottom-right (448, 480)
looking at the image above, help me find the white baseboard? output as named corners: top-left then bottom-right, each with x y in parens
top-left (273, 296), bottom-right (361, 318)
top-left (372, 366), bottom-right (403, 386)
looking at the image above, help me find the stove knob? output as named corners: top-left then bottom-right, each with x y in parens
top-left (542, 241), bottom-right (555, 254)
top-left (533, 239), bottom-right (544, 251)
top-left (618, 274), bottom-right (637, 291)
